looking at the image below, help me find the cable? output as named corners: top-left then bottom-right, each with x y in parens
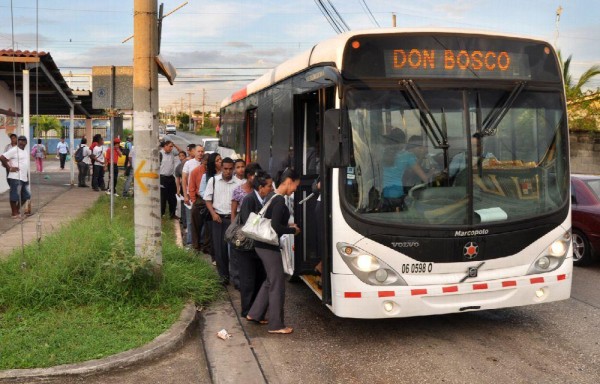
top-left (359, 0), bottom-right (380, 27)
top-left (326, 0), bottom-right (350, 31)
top-left (314, 0), bottom-right (342, 34)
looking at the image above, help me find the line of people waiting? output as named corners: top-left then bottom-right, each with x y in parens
top-left (160, 142), bottom-right (301, 334)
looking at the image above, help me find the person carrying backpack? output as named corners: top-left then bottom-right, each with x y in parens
top-left (31, 138), bottom-right (46, 172)
top-left (76, 138), bottom-right (92, 188)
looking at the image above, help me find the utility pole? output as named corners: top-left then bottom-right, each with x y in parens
top-left (133, 0), bottom-right (161, 267)
top-left (186, 92), bottom-right (193, 131)
top-left (555, 5), bottom-right (563, 47)
top-left (201, 88), bottom-right (206, 129)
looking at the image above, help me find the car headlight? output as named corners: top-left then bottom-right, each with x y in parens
top-left (527, 231), bottom-right (570, 275)
top-left (336, 243), bottom-right (406, 286)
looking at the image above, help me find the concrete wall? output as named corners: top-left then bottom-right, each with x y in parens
top-left (570, 132), bottom-right (600, 175)
top-left (0, 129), bottom-right (9, 193)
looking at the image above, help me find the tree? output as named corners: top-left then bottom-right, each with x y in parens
top-left (559, 51), bottom-right (600, 131)
top-left (31, 115), bottom-right (62, 140)
top-left (559, 50), bottom-right (600, 100)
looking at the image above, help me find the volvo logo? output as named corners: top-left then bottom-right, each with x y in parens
top-left (463, 242), bottom-right (479, 260)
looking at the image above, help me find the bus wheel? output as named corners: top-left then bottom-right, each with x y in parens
top-left (572, 229), bottom-right (592, 266)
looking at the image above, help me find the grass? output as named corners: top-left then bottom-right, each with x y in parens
top-left (0, 195), bottom-right (222, 369)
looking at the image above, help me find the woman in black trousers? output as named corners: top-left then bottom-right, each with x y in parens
top-left (247, 168), bottom-right (301, 334)
top-left (236, 170), bottom-right (273, 318)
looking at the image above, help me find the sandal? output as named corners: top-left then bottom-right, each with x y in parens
top-left (268, 327), bottom-right (293, 334)
top-left (246, 316), bottom-right (268, 325)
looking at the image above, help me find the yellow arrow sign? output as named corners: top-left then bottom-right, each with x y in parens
top-left (134, 159), bottom-right (159, 194)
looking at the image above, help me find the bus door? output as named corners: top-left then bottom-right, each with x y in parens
top-left (245, 108), bottom-right (258, 162)
top-left (293, 87), bottom-right (334, 303)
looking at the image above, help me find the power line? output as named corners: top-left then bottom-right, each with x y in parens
top-left (326, 0), bottom-right (350, 31)
top-left (314, 0), bottom-right (343, 34)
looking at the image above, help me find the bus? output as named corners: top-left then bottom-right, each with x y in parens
top-left (219, 29), bottom-right (572, 318)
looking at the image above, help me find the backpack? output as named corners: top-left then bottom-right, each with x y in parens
top-left (122, 142), bottom-right (131, 157)
top-left (31, 146), bottom-right (37, 157)
top-left (35, 144), bottom-right (45, 158)
top-left (74, 145), bottom-right (85, 163)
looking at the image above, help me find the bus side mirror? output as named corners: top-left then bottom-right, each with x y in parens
top-left (322, 109), bottom-right (350, 168)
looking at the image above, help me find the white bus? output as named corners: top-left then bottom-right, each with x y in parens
top-left (219, 29), bottom-right (572, 318)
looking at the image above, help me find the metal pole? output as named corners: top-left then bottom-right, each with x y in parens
top-left (133, 0), bottom-right (161, 265)
top-left (23, 69), bottom-right (31, 183)
top-left (69, 105), bottom-right (75, 185)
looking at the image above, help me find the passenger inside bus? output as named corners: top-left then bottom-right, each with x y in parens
top-left (381, 128), bottom-right (434, 210)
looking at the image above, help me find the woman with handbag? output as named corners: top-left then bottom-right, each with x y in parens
top-left (247, 168), bottom-right (301, 334)
top-left (234, 169), bottom-right (272, 318)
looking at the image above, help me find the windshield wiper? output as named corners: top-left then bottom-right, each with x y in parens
top-left (400, 79), bottom-right (449, 150)
top-left (480, 81), bottom-right (526, 136)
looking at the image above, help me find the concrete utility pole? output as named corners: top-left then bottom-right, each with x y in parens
top-left (201, 88), bottom-right (206, 128)
top-left (133, 0), bottom-right (161, 266)
top-left (186, 92), bottom-right (193, 131)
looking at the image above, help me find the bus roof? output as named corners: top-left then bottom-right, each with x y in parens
top-left (220, 28), bottom-right (551, 108)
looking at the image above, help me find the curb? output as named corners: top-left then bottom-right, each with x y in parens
top-left (0, 303), bottom-right (199, 382)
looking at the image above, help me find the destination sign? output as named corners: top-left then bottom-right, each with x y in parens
top-left (383, 48), bottom-right (531, 79)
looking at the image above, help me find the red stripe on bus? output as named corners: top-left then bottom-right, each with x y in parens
top-left (443, 286), bottom-right (458, 293)
top-left (530, 277), bottom-right (545, 284)
top-left (411, 289), bottom-right (427, 296)
top-left (344, 292), bottom-right (362, 298)
top-left (557, 274), bottom-right (567, 281)
top-left (473, 283), bottom-right (488, 290)
top-left (378, 291), bottom-right (395, 297)
top-left (502, 280), bottom-right (517, 287)
top-left (231, 88), bottom-right (247, 103)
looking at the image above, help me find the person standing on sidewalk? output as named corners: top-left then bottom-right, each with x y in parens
top-left (3, 133), bottom-right (17, 183)
top-left (1, 136), bottom-right (32, 218)
top-left (90, 136), bottom-right (106, 191)
top-left (122, 136), bottom-right (133, 178)
top-left (159, 140), bottom-right (182, 219)
top-left (122, 144), bottom-right (135, 197)
top-left (204, 157), bottom-right (243, 285)
top-left (247, 168), bottom-right (301, 334)
top-left (76, 138), bottom-right (92, 187)
top-left (31, 138), bottom-right (46, 172)
top-left (234, 166), bottom-right (269, 317)
top-left (182, 144), bottom-right (204, 242)
top-left (56, 137), bottom-right (69, 170)
top-left (105, 137), bottom-right (122, 196)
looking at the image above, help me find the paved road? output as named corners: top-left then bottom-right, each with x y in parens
top-left (238, 264), bottom-right (600, 384)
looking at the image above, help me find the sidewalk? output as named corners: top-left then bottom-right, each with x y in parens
top-left (0, 158), bottom-right (268, 383)
top-left (0, 158), bottom-right (95, 257)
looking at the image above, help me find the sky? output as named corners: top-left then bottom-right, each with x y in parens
top-left (1, 0), bottom-right (599, 114)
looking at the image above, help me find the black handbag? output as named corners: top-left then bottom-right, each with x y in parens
top-left (224, 214), bottom-right (254, 251)
top-left (198, 203), bottom-right (212, 221)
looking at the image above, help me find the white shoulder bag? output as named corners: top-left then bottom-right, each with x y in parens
top-left (241, 194), bottom-right (280, 246)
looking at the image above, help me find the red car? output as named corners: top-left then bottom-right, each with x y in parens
top-left (571, 175), bottom-right (600, 266)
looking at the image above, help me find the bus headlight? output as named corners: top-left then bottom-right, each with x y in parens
top-left (527, 231), bottom-right (570, 275)
top-left (336, 242), bottom-right (407, 286)
top-left (355, 254), bottom-right (380, 272)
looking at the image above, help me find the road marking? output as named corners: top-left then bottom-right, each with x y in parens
top-left (134, 159), bottom-right (158, 194)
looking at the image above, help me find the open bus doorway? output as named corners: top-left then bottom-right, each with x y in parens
top-left (293, 87), bottom-right (335, 302)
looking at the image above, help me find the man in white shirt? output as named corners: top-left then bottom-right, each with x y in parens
top-left (56, 137), bottom-right (69, 170)
top-left (0, 135), bottom-right (31, 218)
top-left (181, 144), bottom-right (204, 243)
top-left (205, 157), bottom-right (243, 285)
top-left (76, 137), bottom-right (92, 187)
top-left (91, 137), bottom-right (106, 191)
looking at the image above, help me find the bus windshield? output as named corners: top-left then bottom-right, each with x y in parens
top-left (343, 86), bottom-right (569, 226)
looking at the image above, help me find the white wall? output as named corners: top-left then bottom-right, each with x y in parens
top-left (0, 128), bottom-right (9, 193)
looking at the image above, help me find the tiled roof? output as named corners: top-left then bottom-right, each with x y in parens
top-left (0, 49), bottom-right (48, 57)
